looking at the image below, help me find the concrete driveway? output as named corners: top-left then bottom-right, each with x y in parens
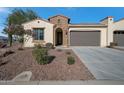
top-left (72, 47), bottom-right (124, 80)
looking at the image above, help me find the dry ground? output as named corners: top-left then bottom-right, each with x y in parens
top-left (0, 47), bottom-right (95, 80)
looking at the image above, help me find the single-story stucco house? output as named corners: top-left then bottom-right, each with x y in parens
top-left (22, 15), bottom-right (124, 47)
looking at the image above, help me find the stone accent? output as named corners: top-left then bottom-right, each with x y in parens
top-left (12, 71), bottom-right (32, 81)
top-left (48, 15), bottom-right (69, 47)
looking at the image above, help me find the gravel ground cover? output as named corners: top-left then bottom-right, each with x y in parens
top-left (0, 46), bottom-right (95, 80)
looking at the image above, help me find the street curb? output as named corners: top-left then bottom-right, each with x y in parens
top-left (0, 80), bottom-right (124, 85)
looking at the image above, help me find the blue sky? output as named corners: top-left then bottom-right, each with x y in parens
top-left (1, 7), bottom-right (124, 36)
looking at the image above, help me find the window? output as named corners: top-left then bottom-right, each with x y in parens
top-left (33, 28), bottom-right (44, 40)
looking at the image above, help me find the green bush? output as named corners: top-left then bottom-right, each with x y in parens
top-left (45, 43), bottom-right (54, 49)
top-left (44, 55), bottom-right (55, 64)
top-left (33, 48), bottom-right (48, 64)
top-left (67, 56), bottom-right (75, 65)
top-left (33, 47), bottom-right (55, 65)
top-left (34, 44), bottom-right (43, 49)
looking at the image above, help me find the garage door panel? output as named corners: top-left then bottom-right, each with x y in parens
top-left (70, 31), bottom-right (100, 46)
top-left (114, 31), bottom-right (124, 46)
top-left (118, 34), bottom-right (124, 46)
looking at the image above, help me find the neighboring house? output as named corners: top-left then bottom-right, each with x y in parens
top-left (22, 15), bottom-right (124, 47)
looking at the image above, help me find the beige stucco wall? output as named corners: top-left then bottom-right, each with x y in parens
top-left (100, 17), bottom-right (114, 46)
top-left (113, 20), bottom-right (124, 30)
top-left (22, 19), bottom-right (54, 47)
top-left (106, 18), bottom-right (124, 46)
top-left (69, 27), bottom-right (107, 47)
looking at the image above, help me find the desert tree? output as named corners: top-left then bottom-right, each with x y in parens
top-left (3, 8), bottom-right (39, 46)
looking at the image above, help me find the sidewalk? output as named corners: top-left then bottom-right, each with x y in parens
top-left (1, 80), bottom-right (124, 85)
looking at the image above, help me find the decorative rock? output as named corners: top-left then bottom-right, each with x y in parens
top-left (12, 71), bottom-right (32, 81)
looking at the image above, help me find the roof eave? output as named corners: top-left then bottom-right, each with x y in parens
top-left (22, 18), bottom-right (54, 25)
top-left (68, 24), bottom-right (107, 27)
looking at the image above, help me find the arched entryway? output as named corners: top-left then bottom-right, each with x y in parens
top-left (55, 28), bottom-right (63, 46)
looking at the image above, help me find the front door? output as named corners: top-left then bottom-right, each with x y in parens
top-left (56, 28), bottom-right (63, 46)
top-left (56, 31), bottom-right (62, 45)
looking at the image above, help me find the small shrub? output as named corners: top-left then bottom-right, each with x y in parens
top-left (66, 51), bottom-right (71, 55)
top-left (33, 47), bottom-right (49, 65)
top-left (33, 47), bottom-right (55, 65)
top-left (43, 55), bottom-right (55, 64)
top-left (33, 48), bottom-right (48, 56)
top-left (34, 44), bottom-right (42, 49)
top-left (45, 43), bottom-right (53, 49)
top-left (67, 56), bottom-right (75, 65)
top-left (47, 56), bottom-right (55, 63)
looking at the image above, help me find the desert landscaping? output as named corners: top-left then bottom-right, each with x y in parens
top-left (0, 44), bottom-right (95, 81)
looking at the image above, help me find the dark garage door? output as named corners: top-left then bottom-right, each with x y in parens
top-left (114, 31), bottom-right (124, 46)
top-left (70, 31), bottom-right (100, 46)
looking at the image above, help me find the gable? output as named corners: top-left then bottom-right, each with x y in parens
top-left (22, 18), bottom-right (54, 26)
top-left (48, 15), bottom-right (69, 20)
top-left (22, 19), bottom-right (54, 30)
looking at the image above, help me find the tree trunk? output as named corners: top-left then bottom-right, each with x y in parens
top-left (9, 34), bottom-right (13, 47)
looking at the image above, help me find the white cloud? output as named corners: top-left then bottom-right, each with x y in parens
top-left (0, 7), bottom-right (10, 13)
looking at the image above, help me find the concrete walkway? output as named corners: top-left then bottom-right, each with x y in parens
top-left (72, 47), bottom-right (124, 80)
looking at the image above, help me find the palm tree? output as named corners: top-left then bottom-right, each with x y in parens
top-left (3, 8), bottom-right (39, 46)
